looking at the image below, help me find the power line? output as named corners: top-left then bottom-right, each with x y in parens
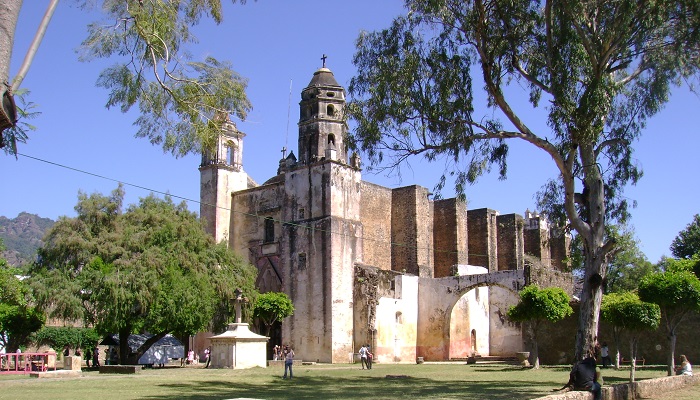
top-left (16, 152), bottom-right (566, 262)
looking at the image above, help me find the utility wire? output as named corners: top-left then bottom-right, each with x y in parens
top-left (17, 152), bottom-right (565, 261)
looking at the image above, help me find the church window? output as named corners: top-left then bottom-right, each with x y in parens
top-left (264, 217), bottom-right (275, 243)
top-left (328, 134), bottom-right (335, 146)
top-left (326, 92), bottom-right (335, 97)
top-left (327, 104), bottom-right (335, 117)
top-left (471, 329), bottom-right (477, 353)
top-left (226, 141), bottom-right (237, 166)
top-left (298, 208), bottom-right (305, 220)
top-left (298, 253), bottom-right (307, 270)
top-left (395, 311), bottom-right (403, 324)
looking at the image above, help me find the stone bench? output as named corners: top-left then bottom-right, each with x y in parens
top-left (99, 365), bottom-right (141, 374)
top-left (534, 374), bottom-right (700, 399)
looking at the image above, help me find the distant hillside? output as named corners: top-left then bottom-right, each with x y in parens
top-left (0, 212), bottom-right (55, 267)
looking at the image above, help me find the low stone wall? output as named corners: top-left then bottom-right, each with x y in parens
top-left (534, 375), bottom-right (700, 400)
top-left (30, 370), bottom-right (82, 379)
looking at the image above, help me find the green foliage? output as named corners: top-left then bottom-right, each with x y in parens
top-left (638, 271), bottom-right (700, 312)
top-left (253, 292), bottom-right (294, 335)
top-left (507, 285), bottom-right (573, 324)
top-left (0, 246), bottom-right (45, 350)
top-left (349, 0), bottom-right (700, 361)
top-left (33, 326), bottom-right (100, 350)
top-left (29, 185), bottom-right (258, 362)
top-left (670, 215), bottom-right (700, 259)
top-left (604, 225), bottom-right (657, 293)
top-left (601, 292), bottom-right (660, 332)
top-left (0, 88), bottom-right (39, 156)
top-left (79, 0), bottom-right (252, 157)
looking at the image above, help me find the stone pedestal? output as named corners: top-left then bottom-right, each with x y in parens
top-left (46, 349), bottom-right (56, 369)
top-left (209, 323), bottom-right (268, 369)
top-left (516, 352), bottom-right (531, 367)
top-left (64, 356), bottom-right (82, 371)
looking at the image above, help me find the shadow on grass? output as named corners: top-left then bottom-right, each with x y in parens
top-left (140, 375), bottom-right (551, 400)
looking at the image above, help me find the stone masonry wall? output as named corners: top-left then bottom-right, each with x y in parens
top-left (496, 213), bottom-right (525, 271)
top-left (359, 182), bottom-right (392, 271)
top-left (549, 230), bottom-right (571, 271)
top-left (467, 208), bottom-right (498, 272)
top-left (391, 185), bottom-right (434, 277)
top-left (433, 199), bottom-right (468, 278)
top-left (524, 216), bottom-right (552, 268)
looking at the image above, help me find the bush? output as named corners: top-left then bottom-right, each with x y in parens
top-left (33, 326), bottom-right (100, 351)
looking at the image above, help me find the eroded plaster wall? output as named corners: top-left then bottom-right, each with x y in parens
top-left (374, 275), bottom-right (418, 363)
top-left (280, 161), bottom-right (361, 363)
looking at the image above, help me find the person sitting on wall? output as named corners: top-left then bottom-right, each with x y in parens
top-left (555, 352), bottom-right (602, 400)
top-left (676, 355), bottom-right (693, 376)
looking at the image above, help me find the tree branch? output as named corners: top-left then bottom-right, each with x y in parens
top-left (12, 0), bottom-right (60, 91)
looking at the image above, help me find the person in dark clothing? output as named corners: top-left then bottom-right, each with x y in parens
top-left (564, 355), bottom-right (602, 400)
top-left (85, 347), bottom-right (92, 368)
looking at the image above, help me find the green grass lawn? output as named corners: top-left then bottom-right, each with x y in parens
top-left (0, 363), bottom-right (676, 400)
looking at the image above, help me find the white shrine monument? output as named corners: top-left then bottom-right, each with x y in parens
top-left (209, 289), bottom-right (268, 369)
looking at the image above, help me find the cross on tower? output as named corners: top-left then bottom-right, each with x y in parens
top-left (281, 146), bottom-right (287, 159)
top-left (321, 54), bottom-right (328, 68)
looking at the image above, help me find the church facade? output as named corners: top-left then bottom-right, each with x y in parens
top-left (199, 65), bottom-right (572, 363)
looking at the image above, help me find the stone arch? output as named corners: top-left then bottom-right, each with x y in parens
top-left (417, 270), bottom-right (525, 361)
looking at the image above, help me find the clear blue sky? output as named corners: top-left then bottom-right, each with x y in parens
top-left (2, 1), bottom-right (698, 263)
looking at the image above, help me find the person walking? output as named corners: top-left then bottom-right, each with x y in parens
top-left (204, 346), bottom-right (211, 368)
top-left (84, 347), bottom-right (92, 368)
top-left (600, 343), bottom-right (611, 368)
top-left (359, 344), bottom-right (369, 370)
top-left (92, 345), bottom-right (100, 368)
top-left (282, 345), bottom-right (295, 379)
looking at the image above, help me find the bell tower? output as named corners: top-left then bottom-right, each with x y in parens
top-left (298, 57), bottom-right (347, 164)
top-left (199, 114), bottom-right (248, 243)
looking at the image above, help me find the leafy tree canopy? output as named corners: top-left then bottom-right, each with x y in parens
top-left (349, 0), bottom-right (700, 360)
top-left (603, 225), bottom-right (657, 293)
top-left (670, 214), bottom-right (700, 259)
top-left (601, 292), bottom-right (660, 332)
top-left (638, 270), bottom-right (700, 375)
top-left (28, 185), bottom-right (258, 363)
top-left (252, 292), bottom-right (294, 336)
top-left (2, 0), bottom-right (252, 157)
top-left (508, 285), bottom-right (573, 324)
top-left (0, 240), bottom-right (45, 351)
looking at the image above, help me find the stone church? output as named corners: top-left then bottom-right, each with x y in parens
top-left (199, 64), bottom-right (572, 363)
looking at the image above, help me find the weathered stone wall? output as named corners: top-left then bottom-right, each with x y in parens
top-left (200, 165), bottom-right (249, 244)
top-left (359, 181), bottom-right (392, 271)
top-left (549, 230), bottom-right (571, 272)
top-left (525, 265), bottom-right (575, 296)
top-left (534, 375), bottom-right (700, 400)
top-left (433, 199), bottom-right (468, 278)
top-left (488, 285), bottom-right (524, 356)
top-left (528, 301), bottom-right (700, 366)
top-left (448, 274), bottom-right (490, 358)
top-left (496, 213), bottom-right (525, 271)
top-left (280, 161), bottom-right (360, 363)
top-left (467, 208), bottom-right (498, 272)
top-left (416, 267), bottom-right (526, 360)
top-left (391, 185), bottom-right (434, 277)
top-left (524, 215), bottom-right (552, 268)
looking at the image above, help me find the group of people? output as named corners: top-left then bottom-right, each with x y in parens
top-left (61, 345), bottom-right (101, 369)
top-left (560, 343), bottom-right (693, 400)
top-left (359, 344), bottom-right (373, 370)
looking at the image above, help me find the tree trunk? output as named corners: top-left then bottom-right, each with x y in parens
top-left (529, 322), bottom-right (540, 369)
top-left (668, 330), bottom-right (677, 376)
top-left (0, 0), bottom-right (22, 83)
top-left (572, 144), bottom-right (608, 361)
top-left (118, 328), bottom-right (130, 365)
top-left (629, 338), bottom-right (637, 383)
top-left (613, 327), bottom-right (622, 370)
top-left (0, 0), bottom-right (22, 139)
